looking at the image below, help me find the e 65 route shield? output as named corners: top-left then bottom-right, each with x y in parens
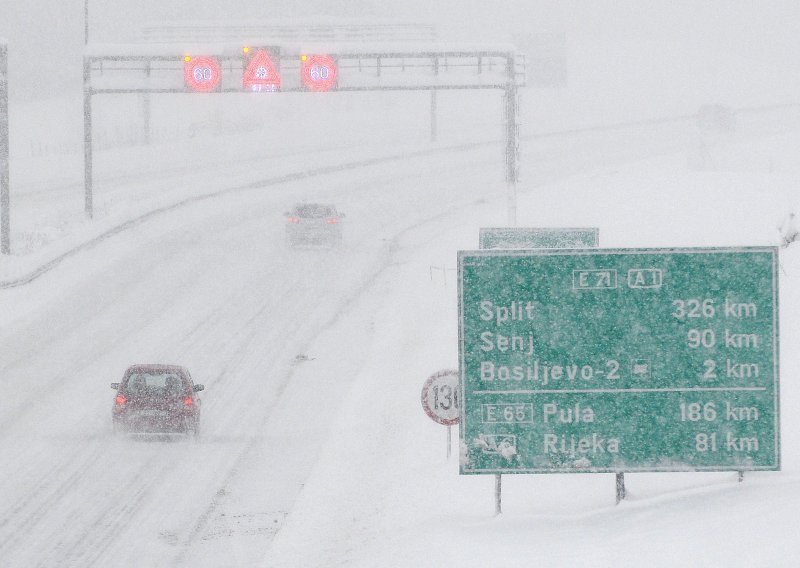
top-left (458, 247), bottom-right (780, 474)
top-left (421, 369), bottom-right (460, 426)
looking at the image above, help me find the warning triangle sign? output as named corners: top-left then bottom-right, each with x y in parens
top-left (243, 49), bottom-right (281, 92)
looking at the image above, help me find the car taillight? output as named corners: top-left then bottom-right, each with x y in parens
top-left (183, 397), bottom-right (194, 406)
top-left (115, 394), bottom-right (127, 406)
top-left (287, 216), bottom-right (300, 223)
top-left (326, 217), bottom-right (338, 224)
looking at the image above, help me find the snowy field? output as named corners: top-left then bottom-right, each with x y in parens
top-left (0, 89), bottom-right (798, 567)
top-left (267, 123), bottom-right (800, 567)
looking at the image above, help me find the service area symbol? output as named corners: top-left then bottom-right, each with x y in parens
top-left (184, 56), bottom-right (221, 93)
top-left (421, 369), bottom-right (460, 426)
top-left (243, 49), bottom-right (281, 92)
top-left (301, 54), bottom-right (338, 92)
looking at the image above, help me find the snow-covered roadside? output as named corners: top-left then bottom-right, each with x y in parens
top-left (267, 132), bottom-right (800, 567)
top-left (5, 84), bottom-right (794, 289)
top-left (0, 135), bottom-right (498, 287)
top-left (2, 90), bottom-right (798, 567)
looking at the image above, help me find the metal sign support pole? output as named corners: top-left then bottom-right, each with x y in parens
top-left (83, 57), bottom-right (93, 219)
top-left (143, 61), bottom-right (151, 145)
top-left (0, 42), bottom-right (9, 255)
top-left (446, 424), bottom-right (451, 459)
top-left (85, 49), bottom-right (524, 224)
top-left (430, 89), bottom-right (437, 143)
top-left (738, 470), bottom-right (744, 482)
top-left (84, 0), bottom-right (89, 46)
top-left (504, 78), bottom-right (519, 227)
top-left (615, 472), bottom-right (626, 504)
top-left (494, 474), bottom-right (502, 515)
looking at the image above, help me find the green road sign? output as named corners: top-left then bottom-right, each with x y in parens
top-left (479, 227), bottom-right (599, 250)
top-left (458, 247), bottom-right (780, 474)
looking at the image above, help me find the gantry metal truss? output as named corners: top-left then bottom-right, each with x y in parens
top-left (84, 46), bottom-right (525, 221)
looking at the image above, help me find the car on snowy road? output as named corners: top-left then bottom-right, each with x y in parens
top-left (111, 364), bottom-right (204, 437)
top-left (284, 202), bottom-right (345, 247)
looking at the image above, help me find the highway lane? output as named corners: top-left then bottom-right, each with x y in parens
top-left (0, 117), bottom-right (705, 565)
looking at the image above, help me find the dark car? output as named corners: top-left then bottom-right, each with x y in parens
top-left (284, 203), bottom-right (344, 247)
top-left (111, 364), bottom-right (204, 437)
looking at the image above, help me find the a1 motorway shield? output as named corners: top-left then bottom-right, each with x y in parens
top-left (458, 247), bottom-right (779, 474)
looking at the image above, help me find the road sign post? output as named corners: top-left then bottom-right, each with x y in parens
top-left (421, 369), bottom-right (460, 459)
top-left (504, 57), bottom-right (519, 227)
top-left (0, 41), bottom-right (9, 254)
top-left (83, 56), bottom-right (93, 218)
top-left (459, 247), bottom-right (780, 475)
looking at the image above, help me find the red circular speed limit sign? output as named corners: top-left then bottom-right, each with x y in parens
top-left (301, 54), bottom-right (338, 92)
top-left (421, 369), bottom-right (460, 425)
top-left (184, 56), bottom-right (221, 92)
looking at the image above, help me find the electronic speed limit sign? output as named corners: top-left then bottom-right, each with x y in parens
top-left (300, 54), bottom-right (338, 92)
top-left (421, 369), bottom-right (460, 425)
top-left (184, 56), bottom-right (221, 92)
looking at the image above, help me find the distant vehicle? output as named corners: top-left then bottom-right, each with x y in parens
top-left (284, 203), bottom-right (345, 247)
top-left (111, 364), bottom-right (204, 437)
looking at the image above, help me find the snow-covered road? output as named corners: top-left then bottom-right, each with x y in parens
top-left (0, 131), bottom-right (511, 565)
top-left (2, 106), bottom-right (795, 566)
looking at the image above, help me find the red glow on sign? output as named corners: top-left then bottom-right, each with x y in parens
top-left (301, 55), bottom-right (338, 92)
top-left (243, 49), bottom-right (281, 92)
top-left (184, 56), bottom-right (222, 92)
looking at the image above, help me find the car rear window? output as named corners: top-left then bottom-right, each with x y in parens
top-left (124, 372), bottom-right (188, 396)
top-left (293, 204), bottom-right (334, 218)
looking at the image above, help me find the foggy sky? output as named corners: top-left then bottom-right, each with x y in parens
top-left (1, 1), bottom-right (799, 105)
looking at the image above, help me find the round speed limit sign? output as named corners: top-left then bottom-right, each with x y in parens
top-left (421, 369), bottom-right (460, 425)
top-left (301, 54), bottom-right (338, 91)
top-left (184, 56), bottom-right (221, 92)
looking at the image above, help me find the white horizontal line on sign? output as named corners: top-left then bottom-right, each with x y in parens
top-left (473, 387), bottom-right (768, 394)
